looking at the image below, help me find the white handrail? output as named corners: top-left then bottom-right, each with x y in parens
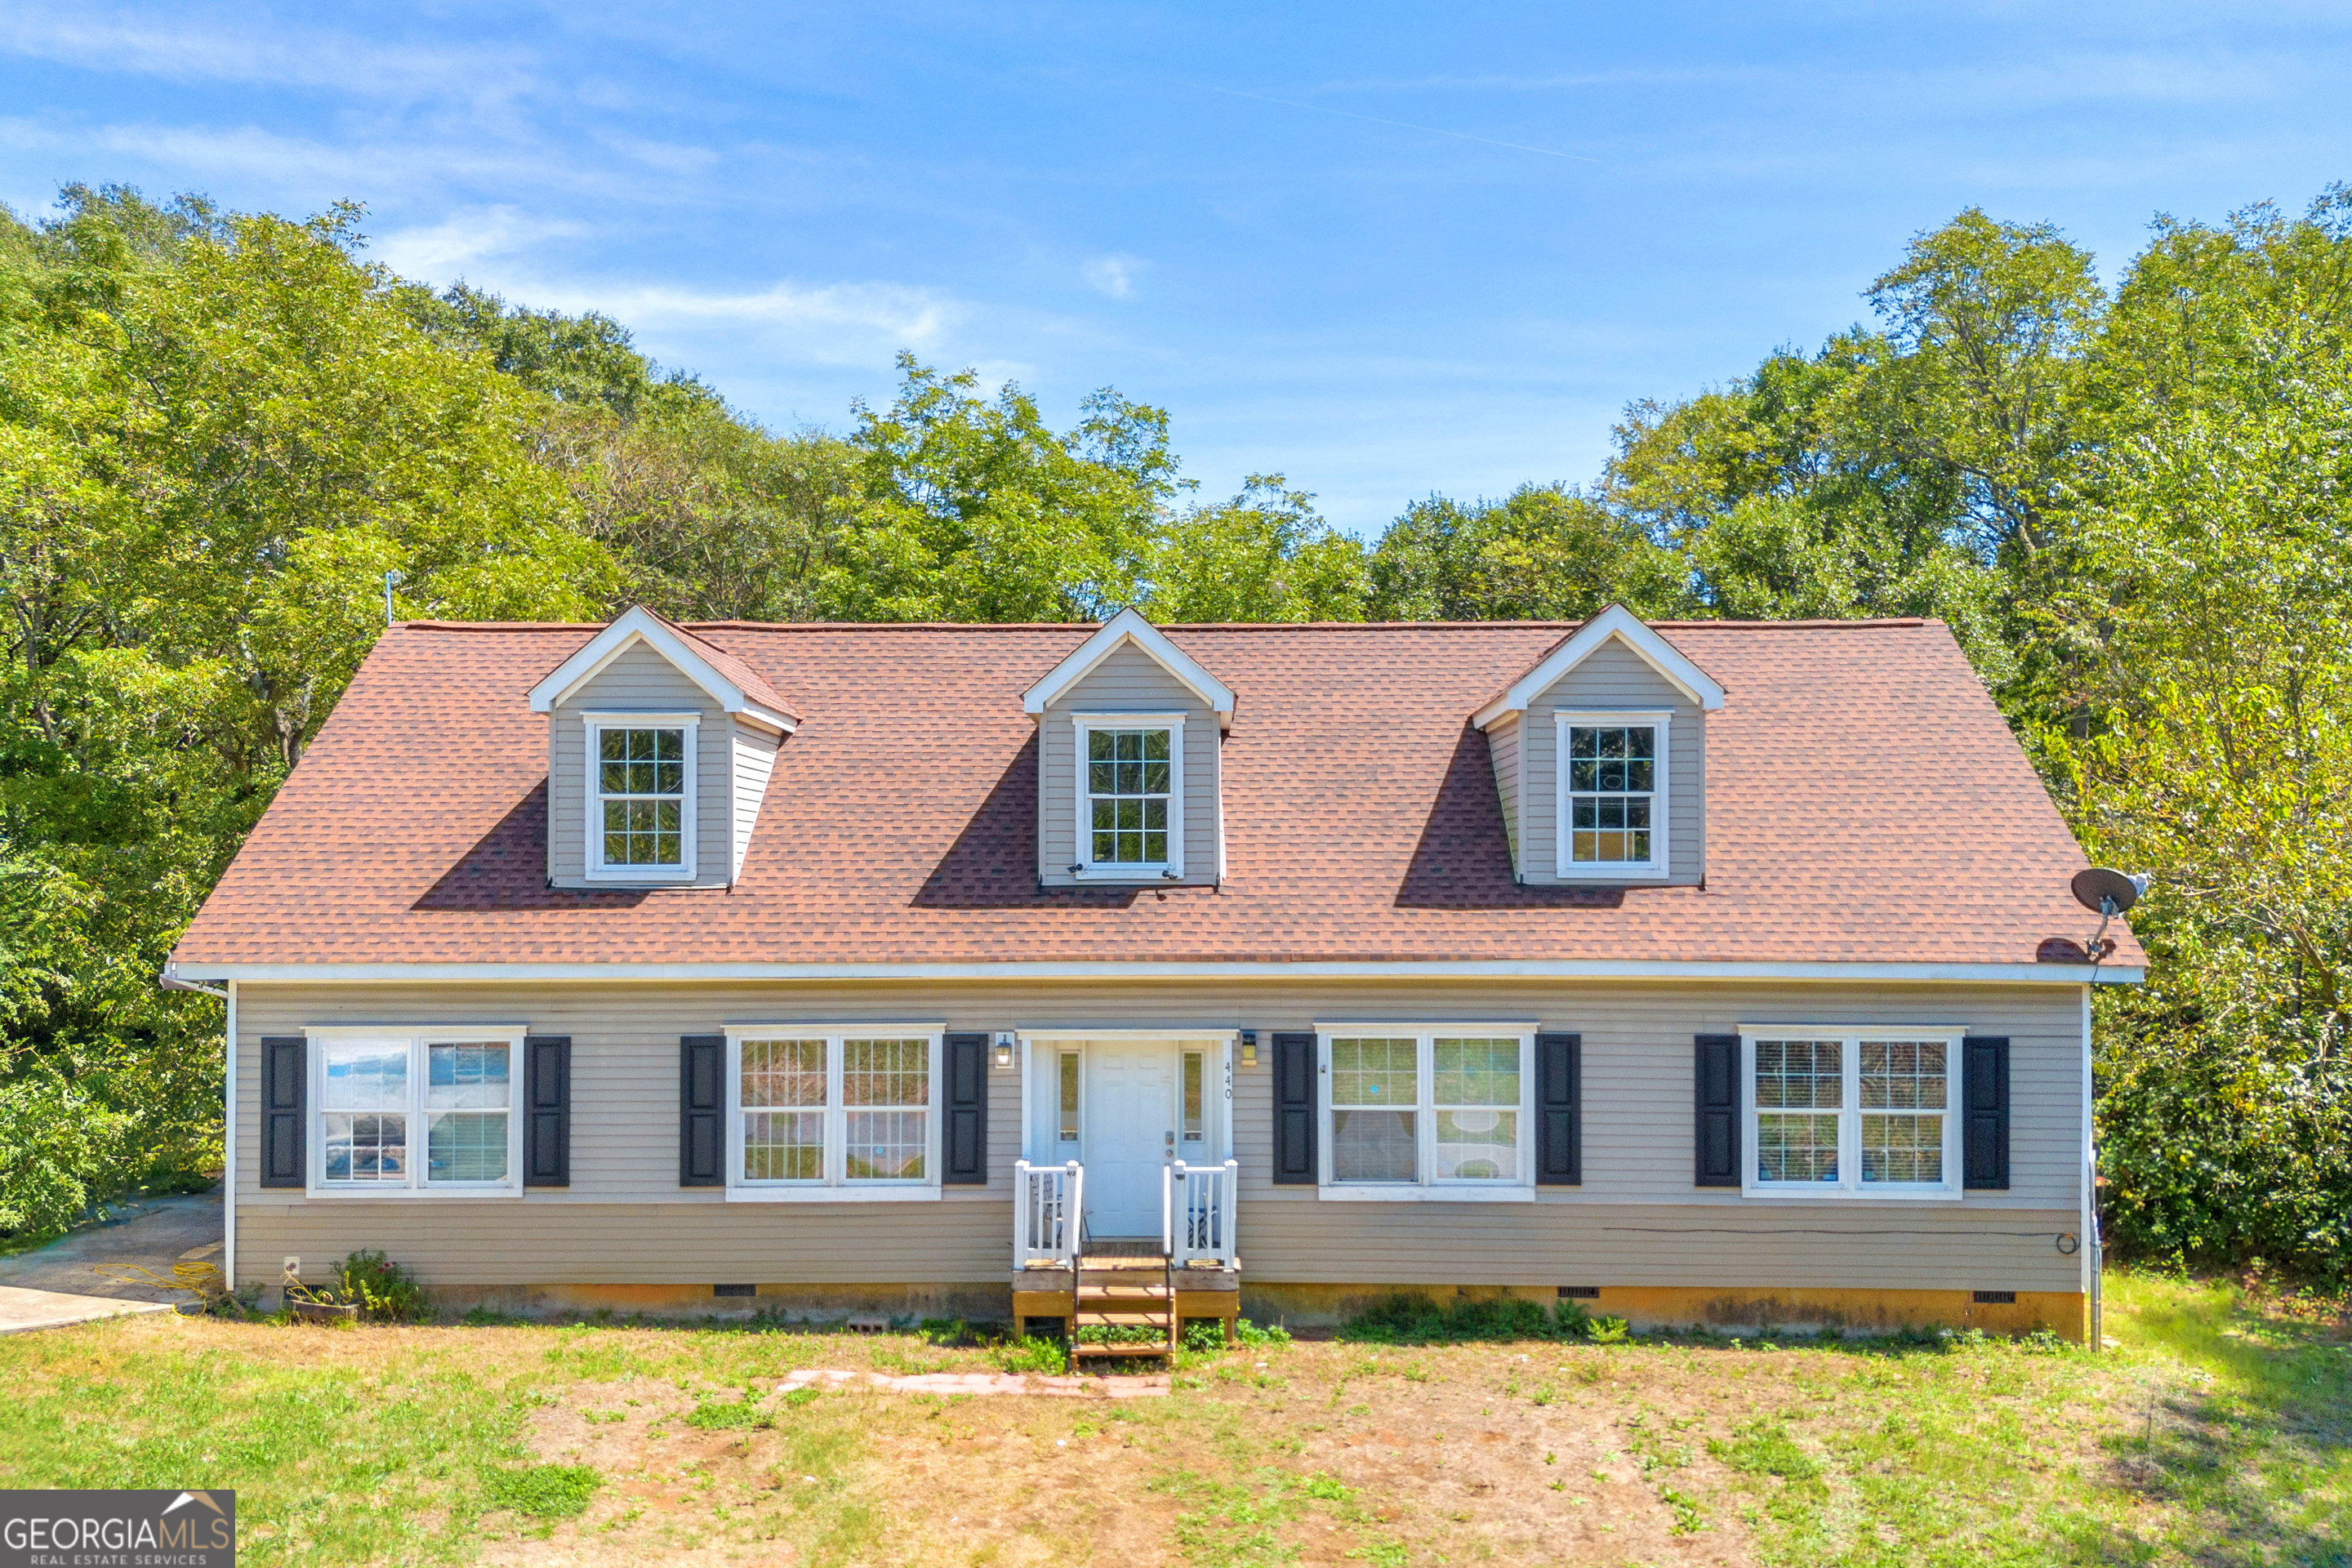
top-left (1014, 1160), bottom-right (1083, 1267)
top-left (1163, 1159), bottom-right (1239, 1269)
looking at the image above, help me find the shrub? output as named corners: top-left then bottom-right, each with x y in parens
top-left (989, 1335), bottom-right (1067, 1374)
top-left (339, 1250), bottom-right (431, 1322)
top-left (0, 1072), bottom-right (136, 1239)
top-left (483, 1463), bottom-right (600, 1518)
top-left (1337, 1293), bottom-right (1572, 1345)
top-left (1236, 1318), bottom-right (1291, 1348)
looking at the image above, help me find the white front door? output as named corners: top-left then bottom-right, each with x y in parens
top-left (1084, 1041), bottom-right (1173, 1239)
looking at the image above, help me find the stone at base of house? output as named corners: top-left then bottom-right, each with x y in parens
top-left (1236, 1282), bottom-right (2088, 1343)
top-left (396, 1281), bottom-right (1018, 1325)
top-left (320, 1280), bottom-right (2085, 1345)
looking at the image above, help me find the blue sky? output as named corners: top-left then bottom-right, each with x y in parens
top-left (4, 3), bottom-right (2349, 533)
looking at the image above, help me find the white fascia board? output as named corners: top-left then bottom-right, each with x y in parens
top-left (172, 958), bottom-right (2143, 985)
top-left (1472, 605), bottom-right (1726, 728)
top-left (1022, 608), bottom-right (1236, 728)
top-left (528, 607), bottom-right (799, 733)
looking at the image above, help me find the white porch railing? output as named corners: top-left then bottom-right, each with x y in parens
top-left (1163, 1159), bottom-right (1239, 1270)
top-left (1013, 1160), bottom-right (1083, 1267)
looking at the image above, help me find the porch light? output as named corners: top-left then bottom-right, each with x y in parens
top-left (992, 1032), bottom-right (1015, 1070)
top-left (1239, 1031), bottom-right (1258, 1068)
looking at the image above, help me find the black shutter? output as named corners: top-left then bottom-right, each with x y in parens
top-left (1695, 1034), bottom-right (1741, 1187)
top-left (1535, 1031), bottom-right (1582, 1186)
top-left (524, 1036), bottom-right (571, 1187)
top-left (679, 1035), bottom-right (724, 1187)
top-left (1272, 1031), bottom-right (1317, 1185)
top-left (260, 1035), bottom-right (305, 1188)
top-left (943, 1032), bottom-right (989, 1185)
top-left (1962, 1036), bottom-right (2011, 1190)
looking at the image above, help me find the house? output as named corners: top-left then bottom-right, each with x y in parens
top-left (165, 604), bottom-right (2142, 1344)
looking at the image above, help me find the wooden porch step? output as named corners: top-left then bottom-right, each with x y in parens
top-left (1079, 1282), bottom-right (1170, 1299)
top-left (1076, 1312), bottom-right (1172, 1329)
top-left (1071, 1342), bottom-right (1174, 1358)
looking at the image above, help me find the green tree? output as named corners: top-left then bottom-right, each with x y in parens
top-left (1143, 475), bottom-right (1368, 621)
top-left (1367, 482), bottom-right (1693, 621)
top-left (820, 354), bottom-right (1180, 621)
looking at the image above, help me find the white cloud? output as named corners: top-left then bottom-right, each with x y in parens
top-left (0, 5), bottom-right (534, 102)
top-left (501, 276), bottom-right (968, 368)
top-left (1082, 252), bottom-right (1145, 299)
top-left (372, 206), bottom-right (592, 280)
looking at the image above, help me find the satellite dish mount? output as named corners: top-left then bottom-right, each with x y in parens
top-left (2070, 868), bottom-right (2149, 969)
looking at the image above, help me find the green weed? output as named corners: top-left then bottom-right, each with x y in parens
top-left (483, 1463), bottom-right (600, 1519)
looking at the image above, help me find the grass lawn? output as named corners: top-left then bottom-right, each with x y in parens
top-left (1, 1272), bottom-right (2344, 1566)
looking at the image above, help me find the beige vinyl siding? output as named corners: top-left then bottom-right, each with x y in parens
top-left (1519, 638), bottom-right (1704, 885)
top-left (234, 978), bottom-right (2082, 1293)
top-left (1036, 642), bottom-right (1220, 885)
top-left (729, 722), bottom-right (782, 881)
top-left (547, 641), bottom-right (732, 888)
top-left (1486, 713), bottom-right (1521, 868)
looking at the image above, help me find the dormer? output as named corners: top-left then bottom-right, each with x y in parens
top-left (528, 607), bottom-right (798, 889)
top-left (1472, 605), bottom-right (1725, 886)
top-left (1022, 609), bottom-right (1235, 887)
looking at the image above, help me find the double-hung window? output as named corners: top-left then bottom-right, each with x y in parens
top-left (309, 1027), bottom-right (525, 1196)
top-left (1317, 1026), bottom-right (1537, 1200)
top-left (1072, 714), bottom-right (1184, 879)
top-left (1554, 710), bottom-right (1669, 878)
top-left (725, 1027), bottom-right (944, 1200)
top-left (1742, 1027), bottom-right (1962, 1197)
top-left (585, 713), bottom-right (698, 880)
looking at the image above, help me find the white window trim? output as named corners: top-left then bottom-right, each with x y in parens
top-left (723, 1025), bottom-right (945, 1203)
top-left (1740, 1024), bottom-right (1966, 1200)
top-left (583, 710), bottom-right (701, 884)
top-left (1314, 1022), bottom-right (1539, 1202)
top-left (1071, 711), bottom-right (1187, 881)
top-left (1554, 709), bottom-right (1670, 880)
top-left (305, 1025), bottom-right (527, 1198)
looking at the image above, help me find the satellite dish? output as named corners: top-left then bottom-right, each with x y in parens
top-left (2071, 867), bottom-right (2147, 915)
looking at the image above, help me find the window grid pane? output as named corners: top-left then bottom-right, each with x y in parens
top-left (1567, 724), bottom-right (1656, 864)
top-left (323, 1041), bottom-right (409, 1184)
top-left (1757, 1113), bottom-right (1841, 1183)
top-left (1756, 1039), bottom-right (1844, 1108)
top-left (425, 1043), bottom-right (510, 1109)
top-left (1862, 1114), bottom-right (1944, 1183)
top-left (1330, 1037), bottom-right (1415, 1107)
top-left (1330, 1037), bottom-right (1418, 1183)
top-left (1182, 1050), bottom-right (1205, 1142)
top-left (742, 1039), bottom-right (826, 1182)
top-left (744, 1111), bottom-right (824, 1180)
top-left (427, 1112), bottom-right (509, 1183)
top-left (1085, 728), bottom-right (1173, 864)
top-left (1432, 1037), bottom-right (1519, 1182)
top-left (598, 726), bottom-right (687, 866)
top-left (1860, 1040), bottom-right (1947, 1183)
top-left (1058, 1051), bottom-right (1081, 1143)
top-left (324, 1113), bottom-right (408, 1182)
top-left (844, 1038), bottom-right (928, 1180)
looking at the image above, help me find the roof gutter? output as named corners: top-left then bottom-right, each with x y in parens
top-left (163, 957), bottom-right (2144, 986)
top-left (158, 963), bottom-right (228, 1000)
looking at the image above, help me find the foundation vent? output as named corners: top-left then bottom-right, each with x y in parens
top-left (1971, 1290), bottom-right (2016, 1304)
top-left (1557, 1286), bottom-right (1601, 1300)
top-left (713, 1284), bottom-right (756, 1298)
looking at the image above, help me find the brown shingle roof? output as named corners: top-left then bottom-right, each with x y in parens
top-left (170, 617), bottom-right (2140, 972)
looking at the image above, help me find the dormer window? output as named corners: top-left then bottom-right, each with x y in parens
top-left (586, 712), bottom-right (699, 880)
top-left (1074, 714), bottom-right (1184, 879)
top-left (1554, 710), bottom-right (1669, 878)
